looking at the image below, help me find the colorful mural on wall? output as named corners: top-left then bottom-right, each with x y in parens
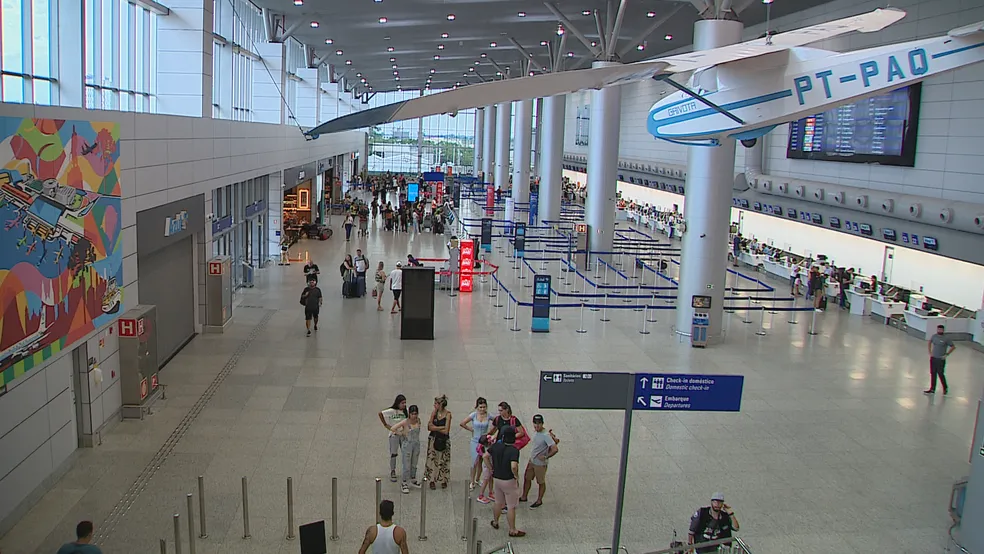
top-left (0, 118), bottom-right (123, 391)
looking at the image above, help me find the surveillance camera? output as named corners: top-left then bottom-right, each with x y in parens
top-left (740, 138), bottom-right (757, 148)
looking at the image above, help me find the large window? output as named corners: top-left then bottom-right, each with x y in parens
top-left (285, 39), bottom-right (304, 124)
top-left (0, 0), bottom-right (56, 104)
top-left (84, 0), bottom-right (158, 112)
top-left (213, 0), bottom-right (262, 121)
top-left (367, 89), bottom-right (476, 175)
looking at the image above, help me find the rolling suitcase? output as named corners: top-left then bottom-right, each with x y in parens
top-left (819, 295), bottom-right (828, 310)
top-left (342, 279), bottom-right (355, 298)
top-left (356, 275), bottom-right (367, 297)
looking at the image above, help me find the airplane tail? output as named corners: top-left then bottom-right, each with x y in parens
top-left (949, 21), bottom-right (984, 37)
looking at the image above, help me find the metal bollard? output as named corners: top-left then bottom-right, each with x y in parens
top-left (576, 303), bottom-right (587, 334)
top-left (173, 514), bottom-right (182, 554)
top-left (461, 488), bottom-right (472, 541)
top-left (330, 477), bottom-right (339, 540)
top-left (550, 300), bottom-right (561, 321)
top-left (469, 517), bottom-right (478, 554)
top-left (375, 478), bottom-right (382, 524)
top-left (510, 299), bottom-right (522, 332)
top-left (788, 307), bottom-right (799, 324)
top-left (160, 538), bottom-right (167, 554)
top-left (756, 307), bottom-right (767, 336)
top-left (476, 539), bottom-right (483, 554)
top-left (603, 262), bottom-right (609, 285)
top-left (503, 296), bottom-right (514, 320)
top-left (518, 261), bottom-right (525, 281)
top-left (241, 477), bottom-right (251, 539)
top-left (488, 277), bottom-right (497, 298)
top-left (632, 258), bottom-right (638, 280)
top-left (742, 296), bottom-right (753, 324)
top-left (809, 309), bottom-right (819, 335)
top-left (600, 293), bottom-right (610, 322)
top-left (197, 476), bottom-right (207, 539)
top-left (418, 478), bottom-right (429, 541)
top-left (633, 284), bottom-right (644, 311)
top-left (186, 494), bottom-right (196, 554)
top-left (493, 285), bottom-right (502, 308)
top-left (639, 306), bottom-right (651, 335)
top-left (769, 288), bottom-right (779, 314)
top-left (286, 477), bottom-right (296, 540)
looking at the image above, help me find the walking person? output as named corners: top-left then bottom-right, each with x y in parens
top-left (389, 262), bottom-right (404, 314)
top-left (57, 521), bottom-right (103, 554)
top-left (424, 395), bottom-right (452, 489)
top-left (924, 324), bottom-right (955, 395)
top-left (299, 278), bottom-right (322, 336)
top-left (487, 426), bottom-right (526, 538)
top-left (459, 397), bottom-right (492, 490)
top-left (378, 395), bottom-right (408, 482)
top-left (374, 261), bottom-right (387, 311)
top-left (344, 212), bottom-right (355, 241)
top-left (519, 414), bottom-right (559, 508)
top-left (358, 500), bottom-right (410, 554)
top-left (391, 404), bottom-right (422, 493)
top-left (354, 249), bottom-right (370, 298)
top-left (688, 493), bottom-right (740, 553)
top-left (303, 258), bottom-right (320, 284)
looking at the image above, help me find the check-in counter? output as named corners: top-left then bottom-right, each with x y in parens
top-left (904, 309), bottom-right (974, 340)
top-left (763, 260), bottom-right (794, 281)
top-left (738, 252), bottom-right (768, 268)
top-left (870, 296), bottom-right (906, 323)
top-left (848, 290), bottom-right (873, 316)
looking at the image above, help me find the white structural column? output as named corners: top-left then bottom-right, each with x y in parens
top-left (532, 98), bottom-right (544, 180)
top-left (482, 106), bottom-right (497, 182)
top-left (157, 0), bottom-right (213, 116)
top-left (253, 43), bottom-right (286, 124)
top-left (674, 19), bottom-right (744, 343)
top-left (295, 68), bottom-right (319, 128)
top-left (474, 107), bottom-right (485, 177)
top-left (585, 61), bottom-right (622, 260)
top-left (961, 385), bottom-right (984, 552)
top-left (495, 101), bottom-right (513, 220)
top-left (511, 98), bottom-right (534, 223)
top-left (538, 94), bottom-right (566, 225)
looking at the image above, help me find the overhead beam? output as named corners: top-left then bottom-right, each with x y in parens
top-left (546, 41), bottom-right (556, 71)
top-left (261, 8), bottom-right (277, 42)
top-left (605, 0), bottom-right (629, 58)
top-left (732, 0), bottom-right (758, 14)
top-left (509, 38), bottom-right (549, 73)
top-left (280, 19), bottom-right (305, 42)
top-left (488, 57), bottom-right (509, 78)
top-left (593, 11), bottom-right (607, 58)
top-left (554, 32), bottom-right (568, 71)
top-left (617, 5), bottom-right (685, 58)
top-left (544, 2), bottom-right (601, 58)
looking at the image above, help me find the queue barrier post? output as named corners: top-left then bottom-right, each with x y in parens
top-left (173, 514), bottom-right (182, 554)
top-left (418, 478), bottom-right (429, 541)
top-left (639, 306), bottom-right (651, 335)
top-left (577, 303), bottom-right (587, 334)
top-left (241, 477), bottom-right (251, 539)
top-left (600, 294), bottom-right (611, 322)
top-left (742, 297), bottom-right (753, 324)
top-left (756, 307), bottom-right (767, 336)
top-left (633, 284), bottom-right (644, 311)
top-left (510, 298), bottom-right (522, 332)
top-left (503, 296), bottom-right (514, 321)
top-left (197, 476), bottom-right (207, 539)
top-left (186, 494), bottom-right (196, 554)
top-left (160, 538), bottom-right (167, 554)
top-left (809, 309), bottom-right (819, 336)
top-left (330, 477), bottom-right (339, 541)
top-left (647, 293), bottom-right (659, 323)
top-left (461, 488), bottom-right (472, 541)
top-left (469, 517), bottom-right (478, 554)
top-left (788, 307), bottom-right (799, 325)
top-left (286, 477), bottom-right (296, 540)
top-left (769, 289), bottom-right (779, 314)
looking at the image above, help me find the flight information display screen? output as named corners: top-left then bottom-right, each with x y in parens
top-left (786, 84), bottom-right (921, 167)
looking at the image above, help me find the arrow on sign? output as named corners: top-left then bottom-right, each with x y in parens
top-left (640, 377), bottom-right (649, 388)
top-left (543, 374), bottom-right (552, 382)
top-left (637, 396), bottom-right (646, 406)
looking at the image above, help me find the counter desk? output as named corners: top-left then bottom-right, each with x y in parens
top-left (903, 310), bottom-right (974, 340)
top-left (848, 290), bottom-right (873, 316)
top-left (870, 297), bottom-right (906, 323)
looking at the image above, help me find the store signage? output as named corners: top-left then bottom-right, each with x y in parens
top-left (208, 261), bottom-right (223, 275)
top-left (151, 373), bottom-right (159, 390)
top-left (633, 373), bottom-right (744, 412)
top-left (164, 210), bottom-right (189, 237)
top-left (531, 274), bottom-right (551, 333)
top-left (459, 239), bottom-right (475, 293)
top-left (245, 200), bottom-right (265, 218)
top-left (480, 218), bottom-right (493, 251)
top-left (298, 170), bottom-right (306, 180)
top-left (119, 318), bottom-right (137, 338)
top-left (212, 215), bottom-right (234, 236)
top-left (137, 318), bottom-right (145, 336)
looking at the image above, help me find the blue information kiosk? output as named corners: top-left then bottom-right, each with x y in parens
top-left (691, 295), bottom-right (711, 348)
top-left (514, 222), bottom-right (526, 258)
top-left (531, 274), bottom-right (551, 332)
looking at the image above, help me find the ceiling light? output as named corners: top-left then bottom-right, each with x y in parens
top-left (762, 0), bottom-right (774, 3)
top-left (456, 81), bottom-right (461, 86)
top-left (430, 68), bottom-right (436, 73)
top-left (438, 44), bottom-right (445, 50)
top-left (540, 40), bottom-right (548, 46)
top-left (480, 53), bottom-right (487, 58)
top-left (664, 34), bottom-right (673, 40)
top-left (496, 71), bottom-right (502, 76)
top-left (356, 72), bottom-right (362, 77)
top-left (566, 51), bottom-right (574, 57)
top-left (392, 64), bottom-right (398, 69)
top-left (468, 67), bottom-right (474, 72)
top-left (393, 70), bottom-right (399, 75)
top-left (591, 41), bottom-right (597, 47)
top-left (556, 25), bottom-right (564, 36)
top-left (336, 50), bottom-right (343, 55)
top-left (390, 57), bottom-right (396, 62)
top-left (517, 11), bottom-right (526, 17)
top-left (529, 71), bottom-right (535, 76)
top-left (646, 11), bottom-right (656, 17)
top-left (360, 78), bottom-right (366, 83)
top-left (490, 41), bottom-right (497, 47)
top-left (293, 0), bottom-right (303, 5)
top-left (434, 55), bottom-right (441, 60)
top-left (447, 13), bottom-right (455, 20)
top-left (387, 47), bottom-right (395, 52)
top-left (345, 59), bottom-right (352, 64)
top-left (325, 38), bottom-right (333, 44)
top-left (441, 32), bottom-right (449, 38)
top-left (581, 10), bottom-right (591, 16)
top-left (378, 17), bottom-right (387, 23)
top-left (463, 72), bottom-right (469, 77)
top-left (309, 21), bottom-right (319, 28)
top-left (637, 44), bottom-right (645, 50)
top-left (374, 0), bottom-right (382, 2)
top-left (395, 77), bottom-right (400, 81)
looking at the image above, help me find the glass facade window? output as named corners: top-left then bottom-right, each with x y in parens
top-left (0, 0), bottom-right (56, 104)
top-left (285, 39), bottom-right (303, 123)
top-left (211, 175), bottom-right (269, 289)
top-left (216, 0), bottom-right (262, 121)
top-left (367, 89), bottom-right (476, 175)
top-left (84, 0), bottom-right (158, 112)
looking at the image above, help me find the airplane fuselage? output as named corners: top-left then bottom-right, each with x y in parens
top-left (648, 33), bottom-right (984, 143)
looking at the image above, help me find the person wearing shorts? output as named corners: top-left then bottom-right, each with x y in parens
top-left (487, 426), bottom-right (525, 538)
top-left (299, 279), bottom-right (322, 336)
top-left (519, 414), bottom-right (559, 508)
top-left (374, 261), bottom-right (387, 311)
top-left (389, 262), bottom-right (403, 314)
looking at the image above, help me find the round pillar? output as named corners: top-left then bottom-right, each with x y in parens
top-left (674, 19), bottom-right (744, 344)
top-left (474, 107), bottom-right (485, 177)
top-left (511, 98), bottom-right (533, 223)
top-left (585, 61), bottom-right (622, 261)
top-left (538, 94), bottom-right (566, 226)
top-left (482, 106), bottom-right (496, 181)
top-left (494, 101), bottom-right (512, 221)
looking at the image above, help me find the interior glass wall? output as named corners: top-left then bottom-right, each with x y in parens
top-left (212, 175), bottom-right (269, 290)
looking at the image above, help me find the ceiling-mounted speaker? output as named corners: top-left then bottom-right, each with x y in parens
top-left (856, 195), bottom-right (869, 208)
top-left (833, 191), bottom-right (845, 204)
top-left (881, 199), bottom-right (895, 213)
top-left (974, 214), bottom-right (984, 229)
top-left (814, 188), bottom-right (825, 201)
top-left (908, 203), bottom-right (922, 218)
top-left (940, 208), bottom-right (954, 224)
top-left (778, 182), bottom-right (789, 194)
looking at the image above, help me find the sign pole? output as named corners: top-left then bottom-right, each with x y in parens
top-left (610, 382), bottom-right (635, 553)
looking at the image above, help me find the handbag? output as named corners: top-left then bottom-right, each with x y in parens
top-left (433, 433), bottom-right (449, 452)
top-left (503, 416), bottom-right (530, 449)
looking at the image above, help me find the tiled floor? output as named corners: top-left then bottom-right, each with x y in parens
top-left (1, 193), bottom-right (981, 554)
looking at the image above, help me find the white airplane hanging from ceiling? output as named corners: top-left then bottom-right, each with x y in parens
top-left (305, 8), bottom-right (984, 148)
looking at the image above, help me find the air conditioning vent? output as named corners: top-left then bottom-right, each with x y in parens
top-left (833, 192), bottom-right (845, 204)
top-left (814, 189), bottom-right (825, 201)
top-left (881, 199), bottom-right (894, 213)
top-left (762, 180), bottom-right (772, 191)
top-left (974, 214), bottom-right (984, 229)
top-left (856, 195), bottom-right (869, 208)
top-left (794, 185), bottom-right (806, 198)
top-left (940, 208), bottom-right (954, 224)
top-left (908, 203), bottom-right (922, 218)
top-left (778, 182), bottom-right (789, 194)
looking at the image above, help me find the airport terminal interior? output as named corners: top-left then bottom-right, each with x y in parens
top-left (1, 0), bottom-right (984, 553)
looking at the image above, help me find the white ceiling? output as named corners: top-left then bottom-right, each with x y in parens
top-left (249, 0), bottom-right (838, 93)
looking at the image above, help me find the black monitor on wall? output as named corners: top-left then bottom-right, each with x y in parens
top-left (786, 84), bottom-right (922, 167)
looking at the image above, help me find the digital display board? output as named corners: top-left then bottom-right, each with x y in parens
top-left (786, 84), bottom-right (922, 167)
top-left (787, 208), bottom-right (798, 219)
top-left (810, 213), bottom-right (823, 225)
top-left (859, 223), bottom-right (873, 236)
top-left (753, 202), bottom-right (762, 211)
top-left (829, 217), bottom-right (841, 229)
top-left (883, 229), bottom-right (897, 241)
top-left (923, 236), bottom-right (938, 250)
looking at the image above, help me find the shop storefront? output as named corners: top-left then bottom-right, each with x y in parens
top-left (282, 162), bottom-right (318, 240)
top-left (212, 175), bottom-right (269, 289)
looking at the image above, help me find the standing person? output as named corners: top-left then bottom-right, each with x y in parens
top-left (487, 426), bottom-right (526, 538)
top-left (388, 262), bottom-right (403, 314)
top-left (344, 212), bottom-right (355, 241)
top-left (279, 234), bottom-right (291, 265)
top-left (341, 254), bottom-right (356, 298)
top-left (924, 324), bottom-right (955, 395)
top-left (391, 404), bottom-right (422, 493)
top-left (474, 435), bottom-right (495, 504)
top-left (359, 203), bottom-right (370, 237)
top-left (354, 249), bottom-right (370, 298)
top-left (299, 278), bottom-right (322, 336)
top-left (519, 415), bottom-right (559, 508)
top-left (688, 493), bottom-right (740, 553)
top-left (57, 521), bottom-right (103, 554)
top-left (303, 259), bottom-right (320, 284)
top-left (490, 402), bottom-right (528, 450)
top-left (374, 261), bottom-right (388, 311)
top-left (377, 395), bottom-right (408, 482)
top-left (731, 233), bottom-right (741, 267)
top-left (358, 500), bottom-right (410, 554)
top-left (459, 397), bottom-right (491, 489)
top-left (424, 395), bottom-right (452, 489)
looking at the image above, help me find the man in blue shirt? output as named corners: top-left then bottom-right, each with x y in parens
top-left (57, 521), bottom-right (103, 554)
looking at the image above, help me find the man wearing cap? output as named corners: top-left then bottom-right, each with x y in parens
top-left (486, 426), bottom-right (526, 537)
top-left (688, 493), bottom-right (739, 553)
top-left (299, 278), bottom-right (323, 337)
top-left (519, 414), bottom-right (559, 508)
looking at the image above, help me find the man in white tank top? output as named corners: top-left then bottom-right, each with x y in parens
top-left (358, 500), bottom-right (409, 554)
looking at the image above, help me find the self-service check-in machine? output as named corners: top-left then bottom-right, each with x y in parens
top-left (573, 223), bottom-right (590, 271)
top-left (691, 295), bottom-right (711, 348)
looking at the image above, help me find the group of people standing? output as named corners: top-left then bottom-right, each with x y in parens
top-left (377, 395), bottom-right (560, 539)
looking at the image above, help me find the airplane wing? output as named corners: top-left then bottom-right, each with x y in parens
top-left (307, 7), bottom-right (905, 137)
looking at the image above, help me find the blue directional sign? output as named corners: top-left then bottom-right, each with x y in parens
top-left (633, 373), bottom-right (744, 412)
